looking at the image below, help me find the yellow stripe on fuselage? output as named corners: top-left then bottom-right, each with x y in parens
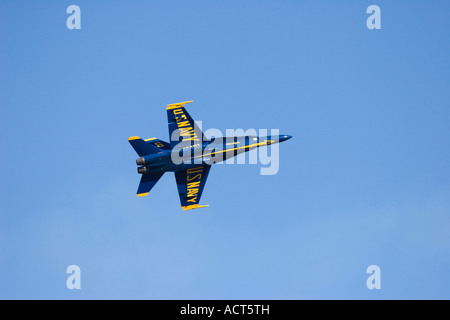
top-left (192, 140), bottom-right (274, 159)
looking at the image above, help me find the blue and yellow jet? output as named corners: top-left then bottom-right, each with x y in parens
top-left (129, 101), bottom-right (292, 211)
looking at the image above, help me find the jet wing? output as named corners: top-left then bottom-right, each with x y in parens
top-left (136, 172), bottom-right (164, 197)
top-left (174, 164), bottom-right (211, 210)
top-left (167, 101), bottom-right (204, 148)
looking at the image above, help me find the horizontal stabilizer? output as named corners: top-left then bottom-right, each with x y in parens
top-left (144, 138), bottom-right (171, 150)
top-left (137, 172), bottom-right (164, 197)
top-left (129, 136), bottom-right (162, 157)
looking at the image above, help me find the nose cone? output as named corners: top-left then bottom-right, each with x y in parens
top-left (279, 135), bottom-right (292, 142)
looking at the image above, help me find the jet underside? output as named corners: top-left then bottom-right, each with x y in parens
top-left (128, 101), bottom-right (292, 211)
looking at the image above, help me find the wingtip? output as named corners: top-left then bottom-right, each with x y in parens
top-left (182, 204), bottom-right (209, 211)
top-left (166, 100), bottom-right (194, 110)
top-left (137, 192), bottom-right (149, 197)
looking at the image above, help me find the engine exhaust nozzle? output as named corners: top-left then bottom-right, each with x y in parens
top-left (137, 166), bottom-right (147, 174)
top-left (136, 157), bottom-right (145, 166)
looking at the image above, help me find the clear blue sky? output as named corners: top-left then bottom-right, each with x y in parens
top-left (1, 1), bottom-right (449, 299)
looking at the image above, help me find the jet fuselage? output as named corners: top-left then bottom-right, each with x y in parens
top-left (136, 134), bottom-right (292, 174)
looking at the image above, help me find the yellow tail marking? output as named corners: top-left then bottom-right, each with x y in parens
top-left (144, 138), bottom-right (157, 141)
top-left (128, 136), bottom-right (141, 141)
top-left (137, 192), bottom-right (149, 197)
top-left (182, 204), bottom-right (209, 211)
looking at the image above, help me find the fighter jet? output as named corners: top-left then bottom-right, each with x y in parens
top-left (129, 101), bottom-right (292, 211)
